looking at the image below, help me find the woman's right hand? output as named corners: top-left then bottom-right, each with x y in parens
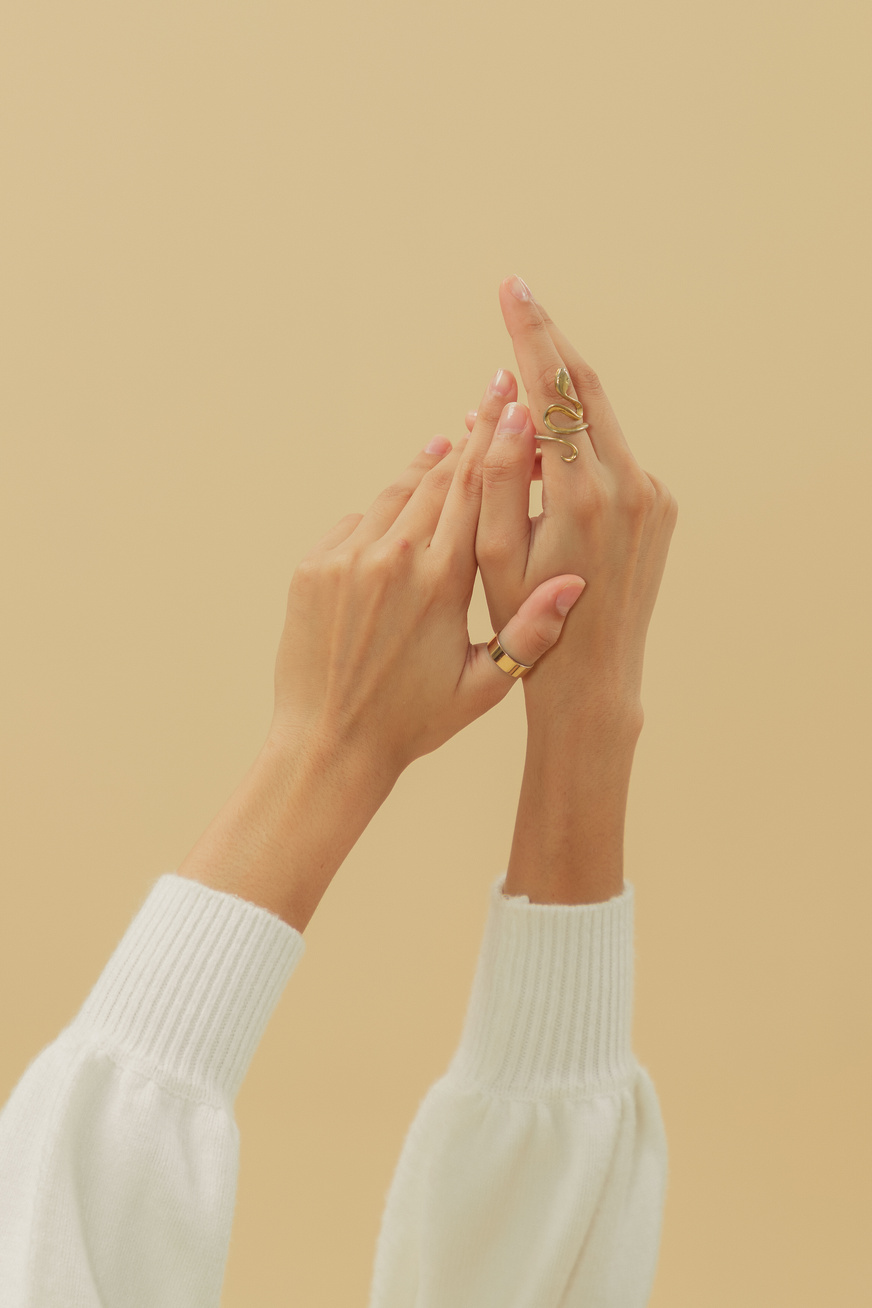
top-left (465, 276), bottom-right (679, 723)
top-left (268, 367), bottom-right (587, 786)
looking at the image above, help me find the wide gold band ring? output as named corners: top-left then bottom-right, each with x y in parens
top-left (487, 633), bottom-right (534, 678)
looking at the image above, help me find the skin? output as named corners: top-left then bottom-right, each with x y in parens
top-left (468, 275), bottom-right (679, 904)
top-left (175, 356), bottom-right (586, 932)
top-left (176, 276), bottom-right (678, 928)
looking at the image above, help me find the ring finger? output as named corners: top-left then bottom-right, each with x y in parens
top-left (349, 435), bottom-right (454, 547)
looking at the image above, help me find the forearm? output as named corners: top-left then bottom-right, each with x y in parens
top-left (176, 730), bottom-right (396, 933)
top-left (504, 686), bottom-right (644, 906)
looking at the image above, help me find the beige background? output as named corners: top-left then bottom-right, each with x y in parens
top-left (1, 0), bottom-right (869, 1303)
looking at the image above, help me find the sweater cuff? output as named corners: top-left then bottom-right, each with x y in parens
top-left (66, 873), bottom-right (305, 1106)
top-left (445, 873), bottom-right (636, 1098)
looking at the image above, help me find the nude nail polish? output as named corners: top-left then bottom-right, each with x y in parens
top-left (508, 275), bottom-right (532, 301)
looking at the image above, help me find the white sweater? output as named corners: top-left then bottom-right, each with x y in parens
top-left (0, 871), bottom-right (668, 1306)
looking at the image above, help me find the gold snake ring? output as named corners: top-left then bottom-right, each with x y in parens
top-left (537, 366), bottom-right (590, 463)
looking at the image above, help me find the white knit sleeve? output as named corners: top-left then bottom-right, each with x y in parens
top-left (0, 874), bottom-right (305, 1308)
top-left (367, 874), bottom-right (668, 1308)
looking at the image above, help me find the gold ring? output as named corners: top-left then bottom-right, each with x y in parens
top-left (487, 633), bottom-right (534, 678)
top-left (537, 366), bottom-right (589, 463)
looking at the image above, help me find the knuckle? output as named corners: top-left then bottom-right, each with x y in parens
top-left (320, 550), bottom-right (353, 582)
top-left (289, 554), bottom-right (324, 595)
top-left (293, 553), bottom-right (321, 579)
top-left (576, 364), bottom-right (602, 393)
top-left (652, 473), bottom-right (679, 519)
top-left (526, 617), bottom-right (556, 658)
top-left (531, 355), bottom-right (602, 403)
top-left (644, 469), bottom-right (668, 498)
top-left (425, 460), bottom-right (455, 494)
top-left (640, 469), bottom-right (679, 521)
top-left (533, 357), bottom-right (566, 397)
top-left (377, 481), bottom-right (415, 511)
top-left (615, 469), bottom-right (657, 517)
top-left (366, 535), bottom-right (413, 574)
top-left (389, 533), bottom-right (414, 558)
top-left (454, 455), bottom-right (483, 502)
top-left (574, 474), bottom-right (609, 519)
top-left (482, 450), bottom-right (519, 489)
top-left (476, 530), bottom-right (512, 563)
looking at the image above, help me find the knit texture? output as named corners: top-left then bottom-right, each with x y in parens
top-left (368, 874), bottom-right (666, 1307)
top-left (447, 872), bottom-right (635, 1097)
top-left (0, 870), bottom-right (667, 1308)
top-left (69, 873), bottom-right (305, 1106)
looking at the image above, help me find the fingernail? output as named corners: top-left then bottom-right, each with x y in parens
top-left (496, 402), bottom-right (527, 436)
top-left (489, 368), bottom-right (513, 397)
top-left (425, 434), bottom-right (451, 455)
top-left (508, 274), bottom-right (532, 301)
top-left (555, 580), bottom-right (586, 615)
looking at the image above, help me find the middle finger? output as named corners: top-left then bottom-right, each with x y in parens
top-left (385, 368), bottom-right (515, 554)
top-left (497, 274), bottom-right (598, 516)
top-left (465, 408), bottom-right (544, 481)
top-left (428, 367), bottom-right (518, 557)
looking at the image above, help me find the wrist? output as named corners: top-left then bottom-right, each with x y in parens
top-left (176, 729), bottom-right (396, 934)
top-left (504, 684), bottom-right (642, 908)
top-left (523, 677), bottom-right (644, 745)
top-left (519, 630), bottom-right (645, 731)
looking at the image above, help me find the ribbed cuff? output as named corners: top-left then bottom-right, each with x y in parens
top-left (67, 874), bottom-right (305, 1106)
top-left (446, 873), bottom-right (636, 1099)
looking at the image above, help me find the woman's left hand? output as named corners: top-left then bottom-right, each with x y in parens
top-left (269, 369), bottom-right (587, 785)
top-left (464, 277), bottom-right (679, 723)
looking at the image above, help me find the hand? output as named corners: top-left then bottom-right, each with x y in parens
top-left (268, 368), bottom-right (588, 785)
top-left (465, 275), bottom-right (679, 722)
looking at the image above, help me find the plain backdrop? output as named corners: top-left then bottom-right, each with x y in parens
top-left (1, 1), bottom-right (870, 1304)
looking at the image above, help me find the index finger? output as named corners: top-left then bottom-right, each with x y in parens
top-left (499, 275), bottom-right (633, 469)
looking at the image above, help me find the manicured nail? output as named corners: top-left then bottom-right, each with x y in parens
top-left (496, 402), bottom-right (527, 436)
top-left (555, 581), bottom-right (586, 615)
top-left (508, 274), bottom-right (532, 301)
top-left (425, 434), bottom-right (451, 455)
top-left (489, 368), bottom-right (513, 396)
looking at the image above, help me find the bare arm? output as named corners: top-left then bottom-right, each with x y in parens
top-left (175, 730), bottom-right (395, 933)
top-left (505, 691), bottom-right (643, 906)
top-left (175, 367), bottom-right (585, 934)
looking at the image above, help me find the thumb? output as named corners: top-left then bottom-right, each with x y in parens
top-left (460, 574), bottom-right (586, 715)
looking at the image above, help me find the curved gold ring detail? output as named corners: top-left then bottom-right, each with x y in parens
top-left (537, 366), bottom-right (589, 464)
